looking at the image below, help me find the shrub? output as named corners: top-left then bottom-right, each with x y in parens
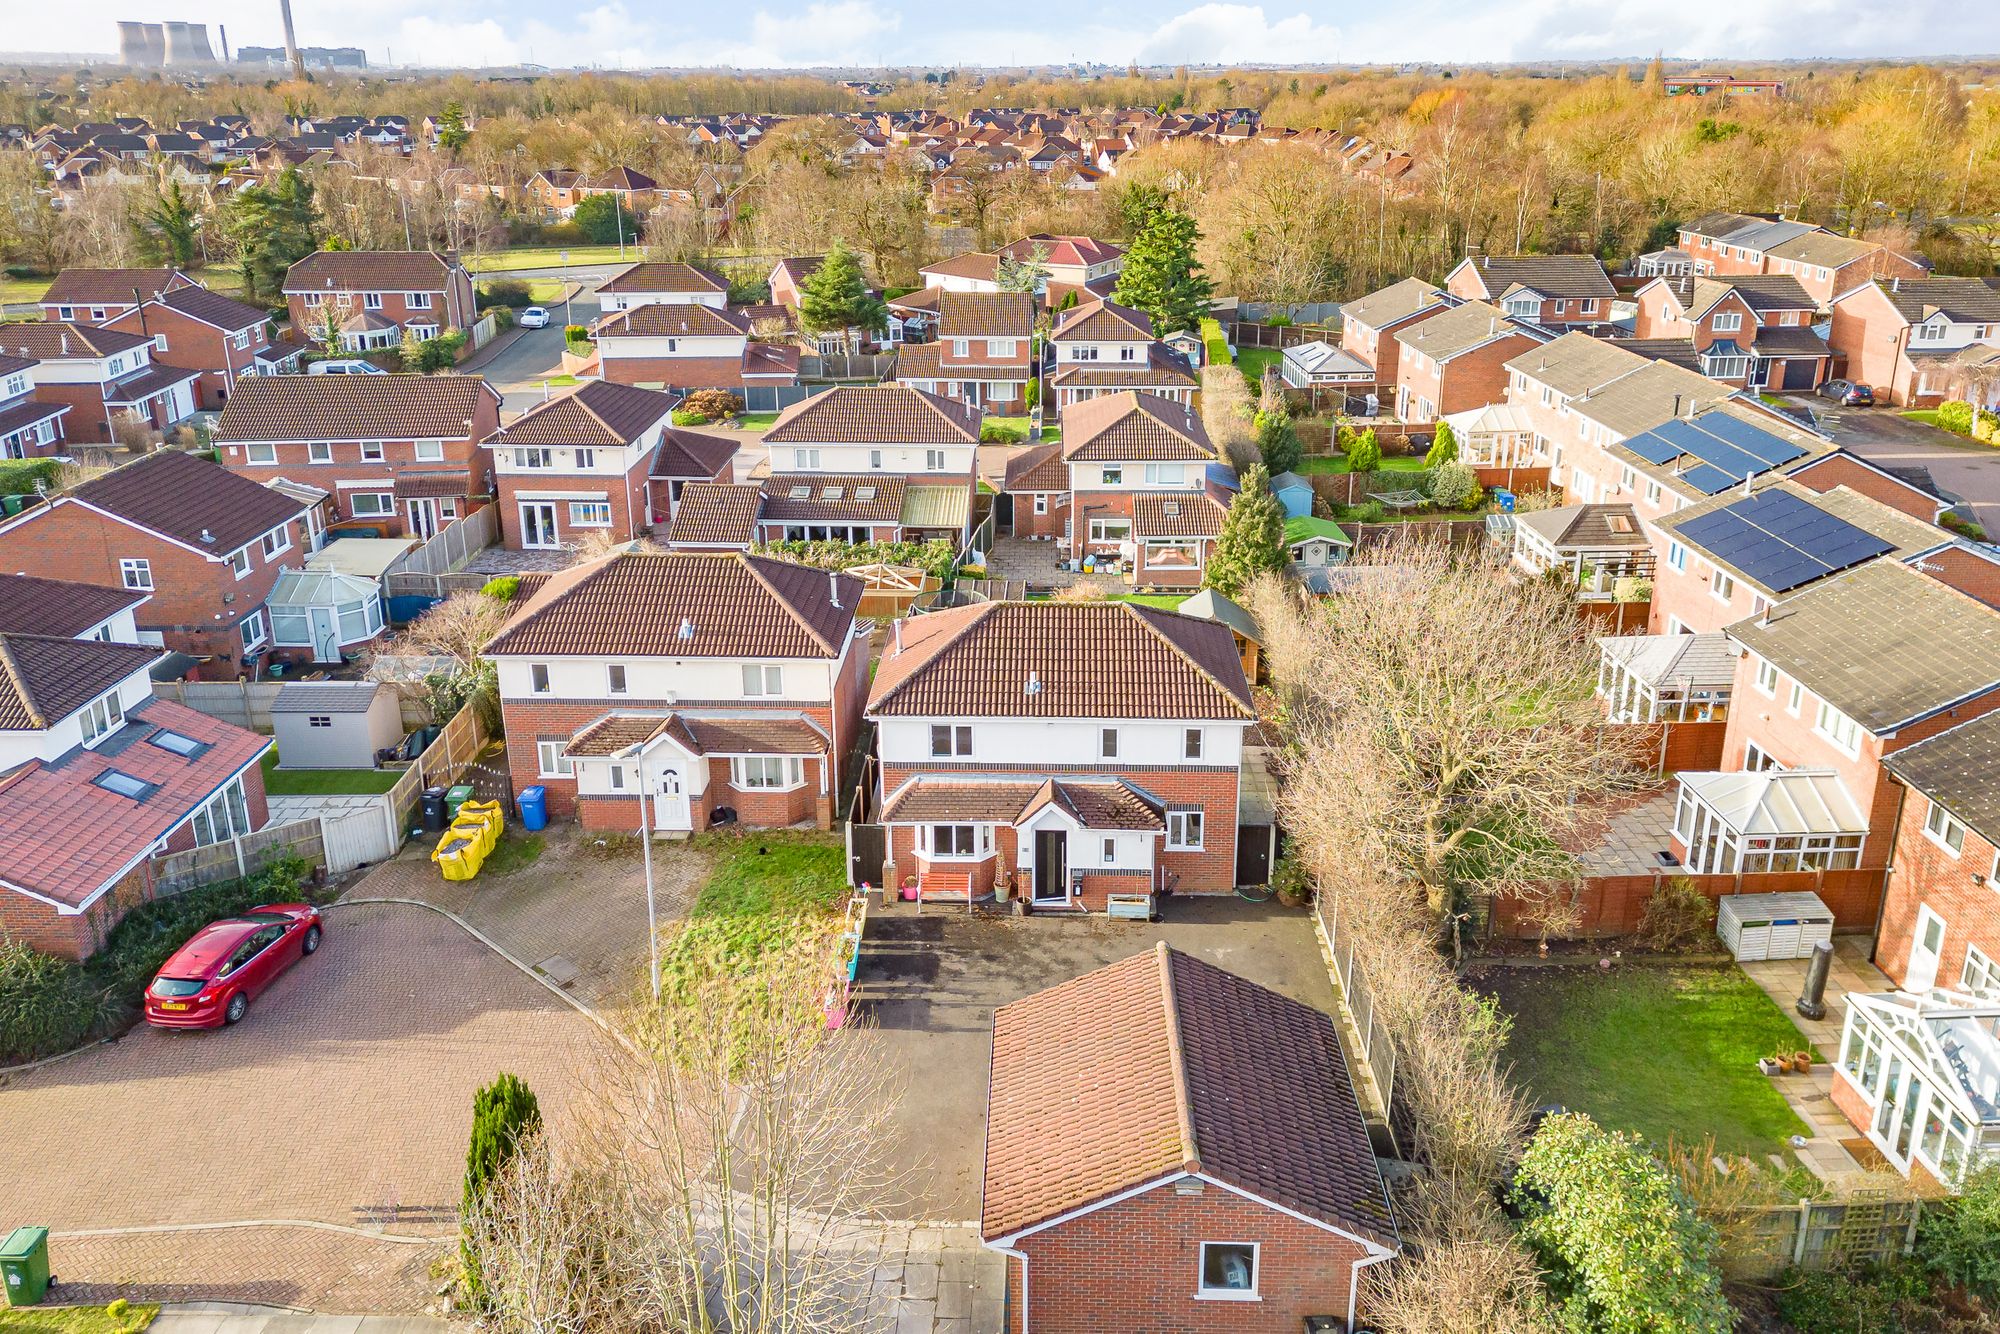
top-left (755, 537), bottom-right (956, 580)
top-left (563, 324), bottom-right (590, 344)
top-left (671, 408), bottom-right (704, 426)
top-left (1346, 429), bottom-right (1382, 474)
top-left (1936, 400), bottom-right (1975, 435)
top-left (537, 219), bottom-right (591, 247)
top-left (488, 306), bottom-right (515, 333)
top-left (0, 457), bottom-right (61, 497)
top-left (1941, 511), bottom-right (1988, 541)
top-left (461, 1072), bottom-right (542, 1303)
top-left (107, 1299), bottom-right (131, 1322)
top-left (1024, 376), bottom-right (1040, 411)
top-left (89, 857), bottom-right (314, 1003)
top-left (1345, 499), bottom-right (1387, 525)
top-left (1200, 316), bottom-right (1229, 367)
top-left (1916, 1162), bottom-right (2000, 1300)
top-left (477, 277), bottom-right (532, 309)
top-left (1774, 1263), bottom-right (1930, 1334)
top-left (1263, 312), bottom-right (1294, 328)
top-left (1270, 849), bottom-right (1311, 907)
top-left (0, 940), bottom-right (115, 1065)
top-left (980, 424), bottom-right (1016, 443)
top-left (681, 388), bottom-right (742, 421)
top-left (1635, 877), bottom-right (1717, 952)
top-left (480, 576), bottom-right (521, 602)
top-left (1254, 409), bottom-right (1304, 476)
top-left (1425, 420), bottom-right (1460, 467)
top-left (1426, 461), bottom-right (1483, 511)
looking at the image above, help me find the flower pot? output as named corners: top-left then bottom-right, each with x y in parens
top-left (1758, 1057), bottom-right (1783, 1076)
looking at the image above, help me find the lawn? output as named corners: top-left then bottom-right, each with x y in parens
top-left (734, 411), bottom-right (781, 431)
top-left (979, 416), bottom-right (1058, 443)
top-left (1107, 593), bottom-right (1189, 608)
top-left (259, 750), bottom-right (403, 796)
top-left (479, 277), bottom-right (569, 304)
top-left (1236, 345), bottom-right (1283, 387)
top-left (1295, 454), bottom-right (1429, 476)
top-left (0, 1301), bottom-right (160, 1334)
top-left (656, 831), bottom-right (848, 996)
top-left (466, 245), bottom-right (637, 273)
top-left (1476, 962), bottom-right (1812, 1157)
top-left (1902, 409), bottom-right (1946, 429)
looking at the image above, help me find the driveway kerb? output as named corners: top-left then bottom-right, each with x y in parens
top-left (60, 1219), bottom-right (434, 1245)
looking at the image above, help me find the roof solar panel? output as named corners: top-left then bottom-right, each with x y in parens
top-left (1697, 413), bottom-right (1808, 469)
top-left (1674, 490), bottom-right (1894, 592)
top-left (1624, 427), bottom-right (1682, 465)
top-left (1679, 463), bottom-right (1740, 495)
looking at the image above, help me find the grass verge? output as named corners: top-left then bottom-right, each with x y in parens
top-left (0, 1301), bottom-right (161, 1333)
top-left (656, 831), bottom-right (847, 997)
top-left (466, 245), bottom-right (636, 272)
top-left (260, 751), bottom-right (403, 796)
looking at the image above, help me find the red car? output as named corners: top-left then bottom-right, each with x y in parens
top-left (144, 904), bottom-right (323, 1029)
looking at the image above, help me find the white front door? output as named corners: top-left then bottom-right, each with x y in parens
top-left (1907, 906), bottom-right (1947, 992)
top-left (407, 497), bottom-right (439, 540)
top-left (653, 767), bottom-right (691, 831)
top-left (520, 502), bottom-right (560, 548)
top-left (308, 607), bottom-right (340, 663)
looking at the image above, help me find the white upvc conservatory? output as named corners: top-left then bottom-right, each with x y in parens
top-left (268, 570), bottom-right (386, 663)
top-left (1596, 633), bottom-right (1734, 724)
top-left (1837, 990), bottom-right (2000, 1188)
top-left (1671, 769), bottom-right (1867, 874)
top-left (1438, 402), bottom-right (1537, 468)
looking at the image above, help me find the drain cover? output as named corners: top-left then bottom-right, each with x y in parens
top-left (534, 954), bottom-right (580, 988)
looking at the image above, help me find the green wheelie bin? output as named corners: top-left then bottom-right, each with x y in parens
top-left (0, 1226), bottom-right (50, 1306)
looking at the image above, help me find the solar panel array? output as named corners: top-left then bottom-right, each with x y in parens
top-left (1624, 414), bottom-right (1809, 496)
top-left (1675, 490), bottom-right (1894, 593)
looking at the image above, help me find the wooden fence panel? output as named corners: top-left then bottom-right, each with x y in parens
top-left (152, 817), bottom-right (328, 895)
top-left (384, 704), bottom-right (494, 830)
top-left (1492, 866), bottom-right (1889, 939)
top-left (391, 505), bottom-right (500, 578)
top-left (150, 680), bottom-right (286, 732)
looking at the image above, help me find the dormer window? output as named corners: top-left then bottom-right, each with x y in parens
top-left (79, 689), bottom-right (126, 746)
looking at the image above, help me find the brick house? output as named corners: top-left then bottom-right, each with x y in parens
top-left (1826, 277), bottom-right (2000, 409)
top-left (102, 284), bottom-right (295, 411)
top-left (1336, 276), bottom-right (1458, 399)
top-left (1875, 710), bottom-right (2000, 997)
top-left (997, 233), bottom-right (1124, 290)
top-left (593, 303), bottom-right (800, 393)
top-left (1046, 297), bottom-right (1196, 408)
top-left (1393, 301), bottom-right (1548, 424)
top-left (482, 380), bottom-right (681, 550)
top-left (2, 321), bottom-right (199, 445)
top-left (0, 353), bottom-right (70, 459)
top-left (1443, 254), bottom-right (1619, 329)
top-left (1676, 214), bottom-right (1926, 310)
top-left (0, 450), bottom-right (313, 679)
top-left (524, 168), bottom-right (584, 218)
top-left (646, 427), bottom-right (739, 534)
top-left (894, 291), bottom-right (1035, 414)
top-left (982, 945), bottom-right (1397, 1332)
top-left (1630, 274), bottom-right (1829, 391)
top-left (1786, 451), bottom-right (1949, 524)
top-left (919, 251), bottom-right (1003, 294)
top-left (868, 599), bottom-right (1256, 904)
top-left (213, 374), bottom-right (502, 539)
top-left (596, 261), bottom-right (729, 315)
top-left (1001, 441), bottom-right (1067, 539)
top-left (484, 550), bottom-right (868, 832)
top-left (0, 595), bottom-right (271, 957)
top-left (38, 266), bottom-right (200, 324)
top-left (1060, 391), bottom-right (1224, 588)
top-left (282, 250), bottom-right (477, 351)
top-left (760, 385), bottom-right (980, 546)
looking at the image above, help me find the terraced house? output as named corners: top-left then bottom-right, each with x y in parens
top-left (213, 374), bottom-right (503, 539)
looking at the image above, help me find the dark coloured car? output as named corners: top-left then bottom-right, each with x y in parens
top-left (144, 904), bottom-right (323, 1029)
top-left (1818, 379), bottom-right (1875, 407)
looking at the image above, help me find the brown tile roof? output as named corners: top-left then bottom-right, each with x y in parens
top-left (566, 711), bottom-right (826, 758)
top-left (392, 470), bottom-right (473, 499)
top-left (938, 291), bottom-right (1034, 340)
top-left (1001, 441), bottom-right (1066, 493)
top-left (0, 573), bottom-right (146, 638)
top-left (153, 284), bottom-right (268, 331)
top-left (1882, 710), bottom-right (2000, 847)
top-left (1018, 778), bottom-right (1163, 830)
top-left (0, 633), bottom-right (159, 731)
top-left (217, 373), bottom-right (500, 442)
top-left (1061, 390), bottom-right (1212, 462)
top-left (485, 380), bottom-right (674, 449)
top-left (0, 321), bottom-right (151, 361)
top-left (882, 777), bottom-right (1044, 824)
top-left (283, 249), bottom-right (459, 292)
top-left (1460, 254), bottom-right (1617, 301)
top-left (595, 304), bottom-right (751, 338)
top-left (598, 261), bottom-right (728, 295)
top-left (1869, 276), bottom-right (2000, 325)
top-left (1051, 297), bottom-right (1152, 342)
top-left (666, 483), bottom-right (762, 547)
top-left (651, 428), bottom-right (738, 480)
top-left (1001, 233), bottom-right (1123, 267)
top-left (1048, 343), bottom-right (1196, 389)
top-left (920, 252), bottom-right (1000, 283)
top-left (983, 945), bottom-right (1396, 1245)
top-left (42, 268), bottom-right (191, 305)
top-left (761, 473), bottom-right (906, 524)
top-left (766, 385), bottom-right (979, 446)
top-left (67, 449), bottom-right (310, 553)
top-left (1133, 491), bottom-right (1226, 538)
top-left (869, 601), bottom-right (1253, 720)
top-left (486, 551), bottom-right (857, 660)
top-left (1341, 277), bottom-right (1448, 331)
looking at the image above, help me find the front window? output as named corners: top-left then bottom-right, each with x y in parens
top-left (1101, 467), bottom-right (1123, 485)
top-left (1925, 800), bottom-right (1967, 857)
top-left (925, 824), bottom-right (981, 857)
top-left (1815, 700), bottom-right (1862, 756)
top-left (408, 291), bottom-right (432, 309)
top-left (568, 501), bottom-right (612, 528)
top-left (574, 448), bottom-right (596, 469)
top-left (1167, 809), bottom-right (1205, 850)
top-left (515, 447), bottom-right (554, 469)
top-left (742, 663), bottom-right (783, 697)
top-left (79, 689), bottom-right (125, 746)
top-left (732, 756), bottom-right (804, 790)
top-left (120, 557), bottom-right (152, 590)
top-left (1713, 312), bottom-right (1743, 333)
top-left (930, 724), bottom-right (972, 758)
top-left (351, 493), bottom-right (394, 517)
top-left (793, 448), bottom-right (821, 470)
top-left (530, 663), bottom-right (551, 694)
top-left (414, 439), bottom-right (445, 461)
top-left (536, 740), bottom-right (573, 777)
top-left (245, 442), bottom-right (277, 465)
top-left (1143, 463), bottom-right (1186, 486)
top-left (1197, 1243), bottom-right (1257, 1298)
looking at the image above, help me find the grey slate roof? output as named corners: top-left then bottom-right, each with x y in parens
top-left (272, 681), bottom-right (383, 714)
top-left (1882, 710), bottom-right (2000, 847)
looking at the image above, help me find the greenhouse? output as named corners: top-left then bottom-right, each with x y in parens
top-left (267, 569), bottom-right (386, 663)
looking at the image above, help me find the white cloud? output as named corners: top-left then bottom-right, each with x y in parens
top-left (747, 2), bottom-right (903, 65)
top-left (1136, 5), bottom-right (1345, 65)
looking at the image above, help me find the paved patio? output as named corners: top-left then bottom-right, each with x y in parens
top-left (460, 546), bottom-right (574, 576)
top-left (1579, 787), bottom-right (1680, 875)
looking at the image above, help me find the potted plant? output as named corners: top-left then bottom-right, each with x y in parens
top-left (1758, 1050), bottom-right (1786, 1076)
top-left (1793, 1050), bottom-right (1814, 1074)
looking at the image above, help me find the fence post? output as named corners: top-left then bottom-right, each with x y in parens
top-left (1793, 1198), bottom-right (1813, 1265)
top-left (232, 834), bottom-right (247, 879)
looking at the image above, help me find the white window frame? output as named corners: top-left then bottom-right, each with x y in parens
top-left (925, 449), bottom-right (947, 471)
top-left (1184, 727), bottom-right (1203, 760)
top-left (1754, 659), bottom-right (1779, 697)
top-left (606, 663), bottom-right (627, 695)
top-left (568, 500), bottom-right (613, 528)
top-left (731, 755), bottom-right (804, 790)
top-left (1167, 809), bottom-right (1205, 851)
top-left (350, 492), bottom-right (394, 518)
top-left (228, 546), bottom-right (252, 579)
top-left (261, 526), bottom-right (291, 560)
top-left (78, 688), bottom-right (125, 746)
top-left (245, 441), bottom-right (278, 465)
top-left (1711, 568), bottom-right (1735, 603)
top-left (1195, 1241), bottom-right (1260, 1301)
top-left (1787, 681), bottom-right (1804, 716)
top-left (1143, 462), bottom-right (1187, 486)
top-left (930, 723), bottom-right (973, 758)
top-left (921, 823), bottom-right (986, 859)
top-left (308, 441), bottom-right (333, 464)
top-left (237, 607), bottom-right (268, 650)
top-left (414, 438), bottom-right (445, 462)
top-left (1924, 799), bottom-right (1967, 857)
top-left (792, 448), bottom-right (821, 470)
top-left (120, 557), bottom-right (153, 590)
top-left (1667, 541), bottom-right (1686, 573)
top-left (1099, 727), bottom-right (1119, 759)
top-left (536, 740), bottom-right (573, 777)
top-left (359, 440), bottom-right (386, 462)
top-left (1963, 944), bottom-right (2000, 997)
top-left (530, 663), bottom-right (551, 694)
top-left (742, 663), bottom-right (783, 697)
top-left (1814, 700), bottom-right (1862, 758)
top-left (1712, 311), bottom-right (1744, 333)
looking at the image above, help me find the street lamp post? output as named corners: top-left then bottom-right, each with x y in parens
top-left (633, 746), bottom-right (660, 1004)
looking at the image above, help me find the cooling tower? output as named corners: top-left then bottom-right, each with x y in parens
top-left (162, 21), bottom-right (218, 66)
top-left (118, 21), bottom-right (166, 67)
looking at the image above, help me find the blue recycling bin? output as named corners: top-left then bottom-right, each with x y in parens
top-left (1495, 489), bottom-right (1517, 514)
top-left (518, 785), bottom-right (549, 832)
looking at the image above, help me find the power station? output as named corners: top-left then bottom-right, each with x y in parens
top-left (116, 20), bottom-right (225, 68)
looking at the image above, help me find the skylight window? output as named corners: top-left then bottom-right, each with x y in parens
top-left (855, 486), bottom-right (877, 501)
top-left (822, 486), bottom-right (844, 500)
top-left (149, 729), bottom-right (209, 759)
top-left (94, 769), bottom-right (156, 801)
top-left (788, 485), bottom-right (812, 499)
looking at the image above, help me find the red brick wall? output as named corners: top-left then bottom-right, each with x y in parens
top-left (285, 279), bottom-right (470, 339)
top-left (1493, 867), bottom-right (1888, 939)
top-left (1397, 333), bottom-right (1536, 423)
top-left (1830, 1062), bottom-right (1874, 1137)
top-left (576, 755), bottom-right (832, 833)
top-left (495, 465), bottom-right (652, 548)
top-left (1875, 781), bottom-right (2000, 991)
top-left (1619, 720), bottom-right (1730, 773)
top-left (104, 303), bottom-right (268, 411)
top-left (30, 380), bottom-right (113, 443)
top-left (1004, 1179), bottom-right (1372, 1334)
top-left (1009, 494), bottom-right (1067, 539)
top-left (1788, 454), bottom-right (1942, 523)
top-left (1916, 547), bottom-right (2000, 610)
top-left (1827, 287), bottom-right (1908, 401)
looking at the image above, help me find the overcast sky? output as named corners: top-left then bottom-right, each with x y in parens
top-left (27, 2), bottom-right (2000, 69)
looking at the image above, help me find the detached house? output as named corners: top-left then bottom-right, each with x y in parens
top-left (484, 551), bottom-right (868, 832)
top-left (1630, 274), bottom-right (1829, 391)
top-left (103, 284), bottom-right (294, 410)
top-left (1060, 391), bottom-right (1224, 588)
top-left (282, 249), bottom-right (477, 351)
top-left (982, 946), bottom-right (1397, 1333)
top-left (0, 450), bottom-right (312, 678)
top-left (1046, 297), bottom-right (1196, 408)
top-left (894, 291), bottom-right (1035, 414)
top-left (482, 380), bottom-right (683, 550)
top-left (595, 261), bottom-right (729, 314)
top-left (1444, 254), bottom-right (1618, 330)
top-left (1677, 213), bottom-right (1926, 310)
top-left (1827, 277), bottom-right (2000, 409)
top-left (214, 374), bottom-right (502, 539)
top-left (1393, 301), bottom-right (1548, 423)
top-left (0, 354), bottom-right (69, 459)
top-left (868, 600), bottom-right (1257, 905)
top-left (4, 321), bottom-right (199, 444)
top-left (594, 303), bottom-right (800, 393)
top-left (1337, 276), bottom-right (1458, 403)
top-left (759, 385), bottom-right (980, 546)
top-left (39, 266), bottom-right (200, 324)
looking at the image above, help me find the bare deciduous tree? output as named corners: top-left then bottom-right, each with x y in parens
top-left (393, 588), bottom-right (512, 676)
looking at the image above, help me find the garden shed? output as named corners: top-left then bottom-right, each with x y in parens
top-left (1268, 470), bottom-right (1314, 518)
top-left (271, 681), bottom-right (402, 770)
top-left (1716, 890), bottom-right (1835, 962)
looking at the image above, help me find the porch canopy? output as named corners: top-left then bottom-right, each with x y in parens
top-left (1672, 768), bottom-right (1867, 874)
top-left (1839, 989), bottom-right (2000, 1188)
top-left (267, 569), bottom-right (384, 660)
top-left (1597, 632), bottom-right (1734, 723)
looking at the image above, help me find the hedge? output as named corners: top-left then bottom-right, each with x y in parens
top-left (754, 537), bottom-right (957, 580)
top-left (0, 457), bottom-right (60, 497)
top-left (1200, 316), bottom-right (1230, 367)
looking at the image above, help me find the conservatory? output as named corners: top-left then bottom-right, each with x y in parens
top-left (1836, 990), bottom-right (2000, 1187)
top-left (1670, 769), bottom-right (1867, 873)
top-left (1596, 632), bottom-right (1735, 723)
top-left (267, 569), bottom-right (386, 663)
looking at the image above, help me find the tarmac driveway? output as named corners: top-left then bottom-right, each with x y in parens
top-left (1806, 398), bottom-right (2000, 534)
top-left (850, 897), bottom-right (1332, 1222)
top-left (0, 901), bottom-right (604, 1312)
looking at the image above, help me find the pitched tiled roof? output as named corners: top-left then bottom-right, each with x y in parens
top-left (1018, 777), bottom-right (1163, 830)
top-left (565, 711), bottom-right (826, 758)
top-left (1001, 441), bottom-right (1066, 492)
top-left (983, 945), bottom-right (1396, 1246)
top-left (920, 252), bottom-right (1001, 283)
top-left (0, 321), bottom-right (151, 361)
top-left (1394, 300), bottom-right (1540, 361)
top-left (1048, 342), bottom-right (1196, 389)
top-left (283, 249), bottom-right (458, 292)
top-left (1766, 231), bottom-right (1885, 269)
top-left (651, 428), bottom-right (739, 479)
top-left (1061, 390), bottom-right (1212, 462)
top-left (67, 449), bottom-right (309, 553)
top-left (1001, 234), bottom-right (1123, 267)
top-left (1870, 276), bottom-right (2000, 325)
top-left (486, 380), bottom-right (673, 449)
top-left (882, 777), bottom-right (1045, 823)
top-left (0, 633), bottom-right (159, 731)
top-left (1729, 559), bottom-right (2000, 732)
top-left (154, 284), bottom-right (268, 331)
top-left (42, 267), bottom-right (188, 305)
top-left (1515, 503), bottom-right (1648, 551)
top-left (1882, 710), bottom-right (2000, 847)
top-left (485, 551), bottom-right (857, 660)
top-left (666, 483), bottom-right (762, 547)
top-left (1051, 297), bottom-right (1152, 342)
top-left (1132, 491), bottom-right (1226, 538)
top-left (270, 682), bottom-right (382, 714)
top-left (595, 304), bottom-right (751, 338)
top-left (217, 374), bottom-right (499, 442)
top-left (1460, 254), bottom-right (1617, 301)
top-left (0, 572), bottom-right (145, 638)
top-left (765, 385), bottom-right (979, 445)
top-left (938, 291), bottom-right (1034, 340)
top-left (1504, 331), bottom-right (1648, 396)
top-left (1342, 277), bottom-right (1448, 331)
top-left (598, 261), bottom-right (728, 295)
top-left (869, 601), bottom-right (1252, 719)
top-left (762, 473), bottom-right (907, 524)
top-left (1660, 482), bottom-right (1943, 594)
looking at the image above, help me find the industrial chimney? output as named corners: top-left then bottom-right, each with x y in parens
top-left (278, 0), bottom-right (305, 81)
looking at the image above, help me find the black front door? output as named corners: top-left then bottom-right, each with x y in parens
top-left (1236, 825), bottom-right (1273, 888)
top-left (1033, 830), bottom-right (1067, 901)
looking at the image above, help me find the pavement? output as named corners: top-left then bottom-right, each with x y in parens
top-left (149, 1305), bottom-right (447, 1334)
top-left (1805, 399), bottom-right (2000, 535)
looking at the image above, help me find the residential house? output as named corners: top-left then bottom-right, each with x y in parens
top-left (919, 252), bottom-right (1003, 294)
top-left (483, 550), bottom-right (868, 831)
top-left (1393, 301), bottom-right (1548, 423)
top-left (0, 449), bottom-right (312, 678)
top-left (1061, 391), bottom-right (1224, 588)
top-left (524, 168), bottom-right (584, 218)
top-left (0, 355), bottom-right (69, 460)
top-left (1444, 254), bottom-right (1619, 329)
top-left (596, 261), bottom-right (729, 314)
top-left (1876, 709), bottom-right (2000, 1001)
top-left (1786, 451), bottom-right (1950, 525)
top-left (759, 385), bottom-right (980, 546)
top-left (483, 380), bottom-right (682, 550)
top-left (283, 250), bottom-right (477, 351)
top-left (593, 303), bottom-right (800, 393)
top-left (38, 267), bottom-right (200, 324)
top-left (894, 291), bottom-right (1035, 414)
top-left (1, 322), bottom-right (198, 444)
top-left (1001, 441), bottom-right (1067, 540)
top-left (214, 374), bottom-right (503, 539)
top-left (0, 576), bottom-right (271, 957)
top-left (1827, 277), bottom-right (2000, 409)
top-left (997, 233), bottom-right (1123, 304)
top-left (1664, 73), bottom-right (1786, 98)
top-left (574, 166), bottom-right (658, 215)
top-left (1630, 274), bottom-right (1829, 390)
top-left (1336, 276), bottom-right (1459, 404)
top-left (1677, 213), bottom-right (1926, 309)
top-left (981, 946), bottom-right (1397, 1332)
top-left (102, 285), bottom-right (293, 410)
top-left (868, 600), bottom-right (1257, 904)
top-left (1046, 298), bottom-right (1196, 409)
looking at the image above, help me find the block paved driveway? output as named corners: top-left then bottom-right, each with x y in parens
top-left (0, 901), bottom-right (607, 1313)
top-left (1806, 398), bottom-right (2000, 533)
